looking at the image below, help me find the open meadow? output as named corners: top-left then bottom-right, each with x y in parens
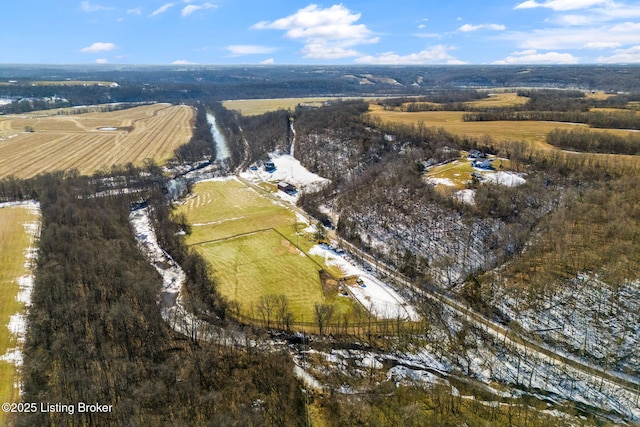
top-left (0, 205), bottom-right (39, 423)
top-left (0, 104), bottom-right (194, 178)
top-left (177, 179), bottom-right (352, 322)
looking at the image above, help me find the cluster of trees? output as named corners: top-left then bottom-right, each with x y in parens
top-left (546, 128), bottom-right (640, 155)
top-left (172, 104), bottom-right (216, 164)
top-left (16, 171), bottom-right (305, 426)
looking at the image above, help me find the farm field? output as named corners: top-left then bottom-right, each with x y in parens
top-left (0, 103), bottom-right (194, 178)
top-left (0, 205), bottom-right (39, 423)
top-left (177, 179), bottom-right (351, 322)
top-left (223, 97), bottom-right (334, 116)
top-left (367, 104), bottom-right (640, 172)
top-left (463, 92), bottom-right (529, 108)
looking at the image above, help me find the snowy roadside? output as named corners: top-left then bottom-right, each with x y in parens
top-left (309, 244), bottom-right (420, 321)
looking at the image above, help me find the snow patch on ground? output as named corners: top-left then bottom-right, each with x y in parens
top-left (454, 189), bottom-right (476, 205)
top-left (482, 171), bottom-right (526, 187)
top-left (426, 177), bottom-right (456, 187)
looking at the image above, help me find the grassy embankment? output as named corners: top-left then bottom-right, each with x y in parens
top-left (0, 206), bottom-right (38, 425)
top-left (177, 179), bottom-right (353, 323)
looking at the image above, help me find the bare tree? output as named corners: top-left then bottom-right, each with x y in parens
top-left (314, 303), bottom-right (334, 335)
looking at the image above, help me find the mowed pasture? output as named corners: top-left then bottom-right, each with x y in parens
top-left (0, 104), bottom-right (194, 178)
top-left (0, 206), bottom-right (38, 420)
top-left (177, 179), bottom-right (351, 321)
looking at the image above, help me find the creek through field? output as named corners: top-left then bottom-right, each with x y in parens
top-left (206, 113), bottom-right (230, 162)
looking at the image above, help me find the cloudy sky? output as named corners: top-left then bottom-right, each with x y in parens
top-left (4, 0), bottom-right (640, 65)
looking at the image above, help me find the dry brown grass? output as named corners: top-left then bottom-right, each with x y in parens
top-left (368, 103), bottom-right (640, 173)
top-left (584, 91), bottom-right (616, 100)
top-left (369, 104), bottom-right (640, 147)
top-left (0, 104), bottom-right (194, 178)
top-left (223, 97), bottom-right (334, 116)
top-left (0, 206), bottom-right (39, 421)
top-left (464, 92), bottom-right (529, 109)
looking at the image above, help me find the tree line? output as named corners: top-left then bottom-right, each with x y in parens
top-left (463, 109), bottom-right (640, 130)
top-left (546, 127), bottom-right (640, 155)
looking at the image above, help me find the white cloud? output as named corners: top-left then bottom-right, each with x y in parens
top-left (80, 42), bottom-right (117, 53)
top-left (181, 3), bottom-right (217, 17)
top-left (172, 59), bottom-right (197, 65)
top-left (253, 4), bottom-right (378, 59)
top-left (493, 49), bottom-right (579, 64)
top-left (514, 0), bottom-right (612, 11)
top-left (95, 58), bottom-right (108, 64)
top-left (127, 8), bottom-right (142, 15)
top-left (458, 23), bottom-right (506, 32)
top-left (583, 41), bottom-right (621, 49)
top-left (80, 1), bottom-right (114, 12)
top-left (151, 3), bottom-right (174, 16)
top-left (597, 45), bottom-right (640, 62)
top-left (260, 58), bottom-right (275, 65)
top-left (226, 45), bottom-right (277, 56)
top-left (506, 22), bottom-right (640, 50)
top-left (355, 45), bottom-right (465, 65)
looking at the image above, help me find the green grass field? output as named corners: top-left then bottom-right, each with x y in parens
top-left (0, 206), bottom-right (38, 422)
top-left (178, 179), bottom-right (351, 322)
top-left (196, 230), bottom-right (326, 318)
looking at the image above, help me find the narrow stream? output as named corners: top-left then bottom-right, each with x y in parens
top-left (206, 112), bottom-right (230, 162)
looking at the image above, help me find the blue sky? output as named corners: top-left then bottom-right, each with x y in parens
top-left (4, 0), bottom-right (640, 65)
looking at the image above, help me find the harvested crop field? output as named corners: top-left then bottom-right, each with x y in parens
top-left (368, 104), bottom-right (640, 158)
top-left (0, 205), bottom-right (39, 420)
top-left (0, 104), bottom-right (194, 178)
top-left (223, 97), bottom-right (334, 116)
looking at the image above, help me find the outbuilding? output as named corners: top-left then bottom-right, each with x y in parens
top-left (277, 181), bottom-right (296, 194)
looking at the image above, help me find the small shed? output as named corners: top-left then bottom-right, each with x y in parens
top-left (277, 181), bottom-right (296, 194)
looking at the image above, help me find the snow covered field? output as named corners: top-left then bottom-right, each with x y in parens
top-left (240, 152), bottom-right (329, 201)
